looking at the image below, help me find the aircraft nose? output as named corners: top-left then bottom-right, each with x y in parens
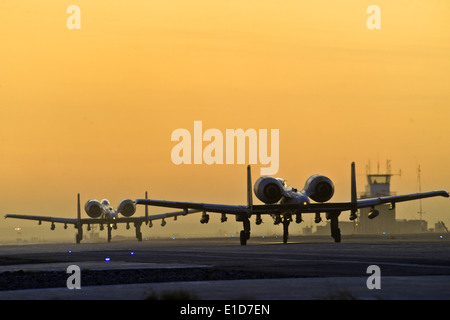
top-left (299, 195), bottom-right (310, 205)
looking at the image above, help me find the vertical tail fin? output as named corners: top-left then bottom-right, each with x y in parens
top-left (77, 193), bottom-right (81, 221)
top-left (351, 162), bottom-right (357, 203)
top-left (76, 193), bottom-right (83, 244)
top-left (247, 165), bottom-right (253, 216)
top-left (350, 162), bottom-right (358, 220)
top-left (145, 191), bottom-right (149, 224)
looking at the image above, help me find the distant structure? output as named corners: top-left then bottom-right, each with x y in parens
top-left (417, 165), bottom-right (425, 222)
top-left (315, 160), bottom-right (429, 236)
top-left (435, 221), bottom-right (449, 234)
top-left (358, 160), bottom-right (399, 234)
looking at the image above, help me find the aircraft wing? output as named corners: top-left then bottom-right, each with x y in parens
top-left (146, 208), bottom-right (200, 220)
top-left (135, 199), bottom-right (248, 214)
top-left (105, 209), bottom-right (201, 223)
top-left (134, 200), bottom-right (352, 215)
top-left (4, 214), bottom-right (111, 225)
top-left (135, 199), bottom-right (349, 214)
top-left (136, 190), bottom-right (449, 215)
top-left (4, 209), bottom-right (200, 225)
top-left (355, 190), bottom-right (449, 208)
top-left (4, 214), bottom-right (81, 224)
top-left (135, 199), bottom-right (356, 214)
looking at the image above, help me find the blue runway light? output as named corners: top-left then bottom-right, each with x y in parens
top-left (105, 257), bottom-right (111, 262)
top-left (130, 251), bottom-right (134, 255)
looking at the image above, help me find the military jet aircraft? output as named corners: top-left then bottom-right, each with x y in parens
top-left (136, 163), bottom-right (449, 245)
top-left (5, 192), bottom-right (198, 243)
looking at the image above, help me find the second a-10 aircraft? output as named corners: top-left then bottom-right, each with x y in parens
top-left (5, 192), bottom-right (199, 243)
top-left (136, 162), bottom-right (449, 245)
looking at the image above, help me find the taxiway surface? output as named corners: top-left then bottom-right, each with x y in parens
top-left (0, 234), bottom-right (449, 299)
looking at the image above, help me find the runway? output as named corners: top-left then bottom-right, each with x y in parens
top-left (0, 234), bottom-right (449, 300)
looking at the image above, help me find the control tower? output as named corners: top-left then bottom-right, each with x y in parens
top-left (357, 160), bottom-right (399, 234)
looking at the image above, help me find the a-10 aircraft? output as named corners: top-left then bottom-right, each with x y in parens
top-left (136, 162), bottom-right (449, 245)
top-left (5, 192), bottom-right (198, 243)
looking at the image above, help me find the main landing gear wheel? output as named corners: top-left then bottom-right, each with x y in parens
top-left (75, 225), bottom-right (83, 244)
top-left (332, 228), bottom-right (341, 243)
top-left (76, 232), bottom-right (82, 244)
top-left (107, 225), bottom-right (112, 243)
top-left (327, 211), bottom-right (342, 243)
top-left (282, 216), bottom-right (291, 244)
top-left (135, 221), bottom-right (143, 242)
top-left (240, 217), bottom-right (251, 246)
top-left (240, 230), bottom-right (250, 245)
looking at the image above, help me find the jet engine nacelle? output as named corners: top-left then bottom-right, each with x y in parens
top-left (117, 199), bottom-right (136, 217)
top-left (85, 199), bottom-right (103, 218)
top-left (303, 174), bottom-right (335, 203)
top-left (254, 176), bottom-right (285, 204)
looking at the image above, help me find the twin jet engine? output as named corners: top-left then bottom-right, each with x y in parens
top-left (84, 198), bottom-right (136, 218)
top-left (254, 174), bottom-right (335, 204)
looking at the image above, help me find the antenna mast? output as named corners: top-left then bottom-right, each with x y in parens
top-left (417, 165), bottom-right (425, 221)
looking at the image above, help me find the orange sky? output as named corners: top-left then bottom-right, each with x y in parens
top-left (1, 1), bottom-right (449, 241)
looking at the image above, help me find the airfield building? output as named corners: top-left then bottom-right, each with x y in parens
top-left (315, 161), bottom-right (428, 235)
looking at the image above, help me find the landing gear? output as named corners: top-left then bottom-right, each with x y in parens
top-left (75, 224), bottom-right (83, 244)
top-left (326, 211), bottom-right (341, 243)
top-left (240, 217), bottom-right (251, 246)
top-left (272, 214), bottom-right (293, 244)
top-left (135, 221), bottom-right (142, 242)
top-left (282, 215), bottom-right (292, 244)
top-left (107, 224), bottom-right (112, 243)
